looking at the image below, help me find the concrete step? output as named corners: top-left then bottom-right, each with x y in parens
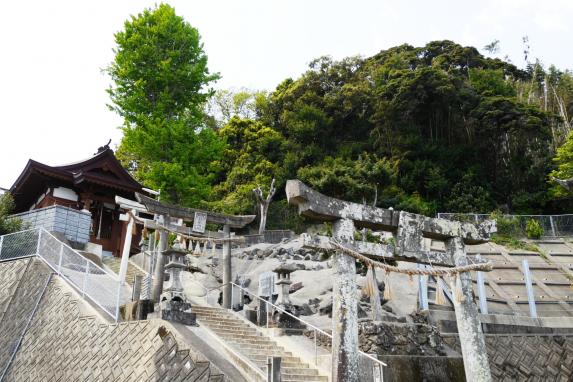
top-left (229, 338), bottom-right (277, 345)
top-left (197, 317), bottom-right (251, 325)
top-left (204, 321), bottom-right (255, 329)
top-left (213, 332), bottom-right (265, 341)
top-left (209, 328), bottom-right (259, 336)
top-left (282, 367), bottom-right (320, 376)
top-left (243, 349), bottom-right (293, 357)
top-left (281, 376), bottom-right (328, 382)
top-left (191, 314), bottom-right (237, 322)
top-left (193, 304), bottom-right (325, 380)
top-left (230, 343), bottom-right (285, 352)
top-left (194, 305), bottom-right (228, 313)
top-left (254, 360), bottom-right (309, 369)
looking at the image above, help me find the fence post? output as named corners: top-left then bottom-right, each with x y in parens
top-left (57, 243), bottom-right (64, 274)
top-left (82, 262), bottom-right (89, 298)
top-left (133, 274), bottom-right (142, 301)
top-left (0, 235), bottom-right (4, 259)
top-left (522, 260), bottom-right (537, 318)
top-left (549, 216), bottom-right (557, 237)
top-left (36, 229), bottom-right (42, 255)
top-left (476, 271), bottom-right (488, 314)
top-left (267, 357), bottom-right (281, 382)
top-left (476, 254), bottom-right (488, 315)
top-left (314, 329), bottom-right (319, 366)
top-left (115, 280), bottom-right (122, 322)
top-left (418, 264), bottom-right (429, 310)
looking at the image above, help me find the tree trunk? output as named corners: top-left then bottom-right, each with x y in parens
top-left (259, 202), bottom-right (269, 235)
top-left (253, 178), bottom-right (276, 235)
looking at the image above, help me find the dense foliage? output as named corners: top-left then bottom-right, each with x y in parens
top-left (0, 194), bottom-right (26, 235)
top-left (109, 7), bottom-right (573, 225)
top-left (107, 4), bottom-right (222, 206)
top-left (210, 41), bottom-right (573, 221)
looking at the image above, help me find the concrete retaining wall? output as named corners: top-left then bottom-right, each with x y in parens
top-left (443, 333), bottom-right (573, 380)
top-left (0, 257), bottom-right (225, 381)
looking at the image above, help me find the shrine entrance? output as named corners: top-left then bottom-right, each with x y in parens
top-left (286, 179), bottom-right (495, 382)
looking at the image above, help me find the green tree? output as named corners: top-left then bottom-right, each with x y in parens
top-left (0, 193), bottom-right (26, 235)
top-left (549, 131), bottom-right (573, 198)
top-left (205, 89), bottom-right (267, 129)
top-left (210, 117), bottom-right (286, 214)
top-left (254, 40), bottom-right (555, 214)
top-left (106, 4), bottom-right (222, 206)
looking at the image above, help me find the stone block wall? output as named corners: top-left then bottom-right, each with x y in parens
top-left (359, 321), bottom-right (447, 356)
top-left (443, 333), bottom-right (573, 380)
top-left (12, 205), bottom-right (91, 244)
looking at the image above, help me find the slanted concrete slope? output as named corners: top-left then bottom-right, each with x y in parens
top-left (0, 258), bottom-right (52, 377)
top-left (0, 257), bottom-right (225, 381)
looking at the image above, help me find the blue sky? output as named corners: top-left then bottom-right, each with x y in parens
top-left (0, 0), bottom-right (571, 188)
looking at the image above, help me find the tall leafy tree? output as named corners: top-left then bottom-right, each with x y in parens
top-left (106, 4), bottom-right (222, 206)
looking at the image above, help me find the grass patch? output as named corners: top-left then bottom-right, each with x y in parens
top-left (491, 234), bottom-right (542, 254)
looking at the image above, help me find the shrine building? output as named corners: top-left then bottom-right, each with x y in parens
top-left (9, 145), bottom-right (147, 257)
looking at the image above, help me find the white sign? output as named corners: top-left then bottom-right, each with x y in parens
top-left (192, 211), bottom-right (207, 233)
top-left (258, 272), bottom-right (275, 297)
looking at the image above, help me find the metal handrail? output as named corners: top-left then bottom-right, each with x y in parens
top-left (37, 228), bottom-right (126, 321)
top-left (228, 282), bottom-right (388, 368)
top-left (230, 282), bottom-right (332, 338)
top-left (39, 228), bottom-right (115, 278)
top-left (0, 228), bottom-right (37, 238)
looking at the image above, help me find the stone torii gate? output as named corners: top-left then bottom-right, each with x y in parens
top-left (132, 193), bottom-right (256, 307)
top-left (286, 180), bottom-right (495, 382)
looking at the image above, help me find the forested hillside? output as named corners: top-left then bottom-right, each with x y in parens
top-left (209, 41), bottom-right (573, 221)
top-left (108, 6), bottom-right (573, 230)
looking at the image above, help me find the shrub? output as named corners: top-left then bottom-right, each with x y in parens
top-left (490, 210), bottom-right (521, 237)
top-left (0, 193), bottom-right (26, 235)
top-left (525, 219), bottom-right (544, 239)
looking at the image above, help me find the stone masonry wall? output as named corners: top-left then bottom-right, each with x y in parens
top-left (359, 320), bottom-right (447, 356)
top-left (443, 333), bottom-right (573, 381)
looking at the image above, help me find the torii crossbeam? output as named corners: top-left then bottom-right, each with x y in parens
top-left (286, 180), bottom-right (494, 382)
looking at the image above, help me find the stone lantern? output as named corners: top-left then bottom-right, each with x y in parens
top-left (273, 263), bottom-right (297, 306)
top-left (160, 247), bottom-right (196, 325)
top-left (271, 263), bottom-right (301, 328)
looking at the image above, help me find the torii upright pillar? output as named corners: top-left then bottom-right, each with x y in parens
top-left (222, 224), bottom-right (232, 309)
top-left (446, 236), bottom-right (492, 381)
top-left (152, 225), bottom-right (169, 302)
top-left (331, 218), bottom-right (359, 382)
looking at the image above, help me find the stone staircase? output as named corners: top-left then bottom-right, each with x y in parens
top-left (193, 305), bottom-right (328, 382)
top-left (102, 256), bottom-right (147, 285)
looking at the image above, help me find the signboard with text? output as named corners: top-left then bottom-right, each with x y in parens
top-left (192, 212), bottom-right (207, 233)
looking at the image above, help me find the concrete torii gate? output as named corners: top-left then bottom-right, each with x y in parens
top-left (121, 193), bottom-right (255, 307)
top-left (286, 180), bottom-right (495, 382)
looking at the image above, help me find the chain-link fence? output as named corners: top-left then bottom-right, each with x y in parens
top-left (437, 213), bottom-right (573, 237)
top-left (0, 228), bottom-right (131, 321)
